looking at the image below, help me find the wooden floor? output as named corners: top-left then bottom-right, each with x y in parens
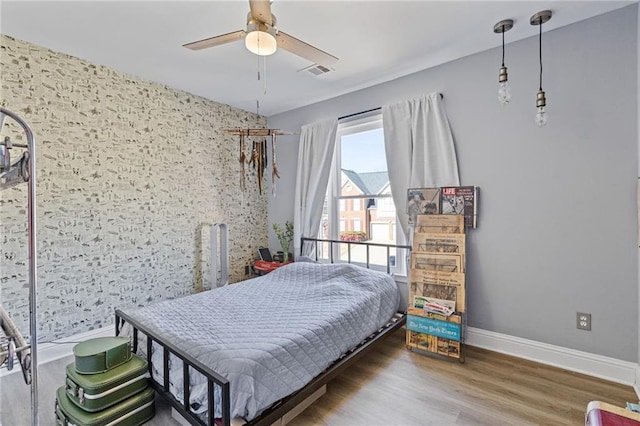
top-left (1, 329), bottom-right (636, 425)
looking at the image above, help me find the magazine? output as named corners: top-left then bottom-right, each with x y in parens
top-left (416, 214), bottom-right (464, 234)
top-left (406, 317), bottom-right (462, 358)
top-left (407, 188), bottom-right (441, 226)
top-left (409, 268), bottom-right (465, 286)
top-left (409, 268), bottom-right (465, 312)
top-left (412, 233), bottom-right (465, 269)
top-left (412, 233), bottom-right (465, 255)
top-left (411, 283), bottom-right (456, 302)
top-left (410, 252), bottom-right (463, 273)
top-left (440, 186), bottom-right (478, 228)
top-left (413, 296), bottom-right (456, 316)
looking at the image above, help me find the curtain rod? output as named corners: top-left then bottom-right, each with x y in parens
top-left (338, 107), bottom-right (381, 121)
top-left (338, 93), bottom-right (444, 121)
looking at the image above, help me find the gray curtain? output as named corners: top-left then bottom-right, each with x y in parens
top-left (293, 118), bottom-right (338, 257)
top-left (383, 93), bottom-right (460, 240)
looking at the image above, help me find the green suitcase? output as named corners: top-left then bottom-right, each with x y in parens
top-left (55, 386), bottom-right (155, 426)
top-left (65, 354), bottom-right (149, 412)
top-left (74, 337), bottom-right (131, 374)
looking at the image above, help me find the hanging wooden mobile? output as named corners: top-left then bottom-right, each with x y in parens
top-left (239, 133), bottom-right (246, 191)
top-left (261, 137), bottom-right (267, 194)
top-left (271, 133), bottom-right (280, 196)
top-left (226, 128), bottom-right (296, 195)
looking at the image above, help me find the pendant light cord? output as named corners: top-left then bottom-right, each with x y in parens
top-left (539, 20), bottom-right (543, 91)
top-left (501, 30), bottom-right (505, 67)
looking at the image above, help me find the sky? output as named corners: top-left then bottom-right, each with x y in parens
top-left (340, 128), bottom-right (387, 173)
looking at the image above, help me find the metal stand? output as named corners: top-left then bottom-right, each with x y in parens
top-left (0, 107), bottom-right (38, 425)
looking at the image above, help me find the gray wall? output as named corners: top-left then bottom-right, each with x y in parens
top-left (638, 2), bottom-right (640, 367)
top-left (268, 6), bottom-right (638, 361)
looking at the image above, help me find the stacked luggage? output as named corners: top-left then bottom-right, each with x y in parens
top-left (55, 336), bottom-right (155, 426)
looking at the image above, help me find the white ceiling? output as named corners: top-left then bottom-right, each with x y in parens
top-left (0, 1), bottom-right (634, 116)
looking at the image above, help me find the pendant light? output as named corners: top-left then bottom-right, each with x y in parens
top-left (530, 10), bottom-right (552, 126)
top-left (493, 19), bottom-right (514, 105)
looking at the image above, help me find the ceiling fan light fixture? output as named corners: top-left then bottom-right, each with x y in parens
top-left (245, 19), bottom-right (277, 56)
top-left (183, 4), bottom-right (338, 68)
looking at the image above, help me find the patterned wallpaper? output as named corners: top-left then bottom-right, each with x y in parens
top-left (0, 35), bottom-right (268, 341)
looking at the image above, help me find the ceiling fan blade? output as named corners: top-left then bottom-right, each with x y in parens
top-left (275, 31), bottom-right (338, 69)
top-left (249, 0), bottom-right (273, 25)
top-left (183, 30), bottom-right (246, 51)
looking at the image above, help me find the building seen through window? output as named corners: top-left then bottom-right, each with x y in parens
top-left (317, 114), bottom-right (406, 272)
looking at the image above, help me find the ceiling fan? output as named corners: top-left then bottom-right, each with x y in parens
top-left (183, 0), bottom-right (338, 69)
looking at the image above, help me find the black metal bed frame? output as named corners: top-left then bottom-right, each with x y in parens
top-left (114, 237), bottom-right (410, 426)
top-left (300, 237), bottom-right (411, 274)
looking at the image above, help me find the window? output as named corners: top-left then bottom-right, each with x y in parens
top-left (317, 113), bottom-right (407, 274)
top-left (377, 192), bottom-right (395, 217)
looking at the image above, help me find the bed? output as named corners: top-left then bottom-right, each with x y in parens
top-left (115, 238), bottom-right (409, 426)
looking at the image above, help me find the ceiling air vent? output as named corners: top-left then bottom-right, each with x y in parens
top-left (299, 64), bottom-right (333, 76)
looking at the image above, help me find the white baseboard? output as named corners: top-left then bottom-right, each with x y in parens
top-left (466, 326), bottom-right (637, 387)
top-left (0, 324), bottom-right (115, 378)
top-left (634, 366), bottom-right (640, 399)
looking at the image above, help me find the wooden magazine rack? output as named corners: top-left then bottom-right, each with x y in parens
top-left (406, 214), bottom-right (467, 362)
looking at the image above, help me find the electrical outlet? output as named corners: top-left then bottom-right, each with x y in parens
top-left (577, 312), bottom-right (591, 331)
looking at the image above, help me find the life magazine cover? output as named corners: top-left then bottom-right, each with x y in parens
top-left (441, 186), bottom-right (478, 228)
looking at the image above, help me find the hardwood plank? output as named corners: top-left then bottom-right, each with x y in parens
top-left (0, 329), bottom-right (636, 426)
top-left (287, 330), bottom-right (637, 426)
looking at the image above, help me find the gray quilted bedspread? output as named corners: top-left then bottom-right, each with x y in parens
top-left (123, 261), bottom-right (400, 421)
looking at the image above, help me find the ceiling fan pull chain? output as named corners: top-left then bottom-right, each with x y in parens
top-left (263, 55), bottom-right (268, 95)
top-left (257, 52), bottom-right (261, 83)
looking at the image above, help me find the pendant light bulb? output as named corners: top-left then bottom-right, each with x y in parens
top-left (498, 67), bottom-right (511, 104)
top-left (494, 19), bottom-right (514, 105)
top-left (535, 106), bottom-right (547, 127)
top-left (535, 89), bottom-right (547, 127)
top-left (531, 10), bottom-right (552, 127)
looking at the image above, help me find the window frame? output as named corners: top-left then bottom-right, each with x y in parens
top-left (323, 113), bottom-right (408, 276)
